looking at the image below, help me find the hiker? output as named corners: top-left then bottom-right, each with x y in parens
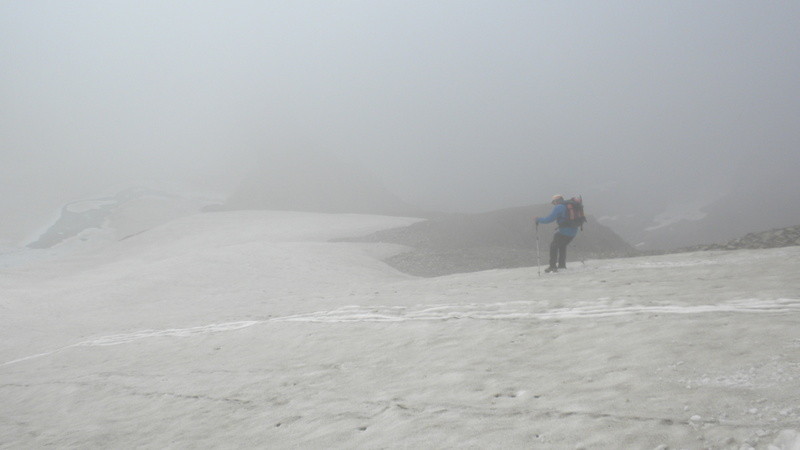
top-left (535, 195), bottom-right (579, 273)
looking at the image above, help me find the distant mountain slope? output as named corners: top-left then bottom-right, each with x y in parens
top-left (341, 204), bottom-right (637, 277)
top-left (27, 185), bottom-right (219, 249)
top-left (622, 151), bottom-right (800, 250)
top-left (208, 153), bottom-right (422, 217)
top-left (631, 191), bottom-right (800, 250)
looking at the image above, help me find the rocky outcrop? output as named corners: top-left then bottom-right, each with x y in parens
top-left (683, 225), bottom-right (800, 252)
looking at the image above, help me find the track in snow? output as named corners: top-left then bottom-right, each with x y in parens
top-left (3, 298), bottom-right (799, 366)
top-left (272, 298), bottom-right (800, 323)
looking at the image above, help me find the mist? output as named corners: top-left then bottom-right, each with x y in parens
top-left (2, 2), bottom-right (799, 246)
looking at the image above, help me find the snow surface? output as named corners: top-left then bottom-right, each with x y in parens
top-left (2, 210), bottom-right (800, 449)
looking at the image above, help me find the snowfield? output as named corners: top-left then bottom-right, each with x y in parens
top-left (2, 211), bottom-right (799, 449)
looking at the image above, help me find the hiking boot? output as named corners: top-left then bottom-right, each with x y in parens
top-left (544, 266), bottom-right (558, 273)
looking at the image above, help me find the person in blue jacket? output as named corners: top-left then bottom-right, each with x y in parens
top-left (535, 195), bottom-right (578, 273)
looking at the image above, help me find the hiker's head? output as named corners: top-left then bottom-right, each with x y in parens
top-left (551, 195), bottom-right (564, 205)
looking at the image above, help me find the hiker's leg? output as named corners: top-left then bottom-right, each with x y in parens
top-left (549, 233), bottom-right (559, 268)
top-left (556, 234), bottom-right (574, 268)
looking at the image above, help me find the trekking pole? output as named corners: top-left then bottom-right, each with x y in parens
top-left (535, 222), bottom-right (541, 276)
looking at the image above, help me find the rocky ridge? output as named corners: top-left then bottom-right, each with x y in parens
top-left (684, 224), bottom-right (800, 252)
top-left (340, 204), bottom-right (637, 277)
top-left (346, 211), bottom-right (800, 277)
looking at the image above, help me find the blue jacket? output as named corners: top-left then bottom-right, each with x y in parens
top-left (536, 203), bottom-right (579, 237)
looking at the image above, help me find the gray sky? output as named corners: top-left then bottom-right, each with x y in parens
top-left (2, 1), bottom-right (799, 238)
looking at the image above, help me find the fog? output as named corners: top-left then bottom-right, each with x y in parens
top-left (2, 2), bottom-right (799, 244)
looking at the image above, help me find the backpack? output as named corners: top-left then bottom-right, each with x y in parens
top-left (561, 196), bottom-right (587, 229)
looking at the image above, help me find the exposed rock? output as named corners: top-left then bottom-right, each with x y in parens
top-left (340, 204), bottom-right (637, 277)
top-left (680, 225), bottom-right (800, 252)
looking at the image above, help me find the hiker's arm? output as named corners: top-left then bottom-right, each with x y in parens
top-left (536, 205), bottom-right (563, 224)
